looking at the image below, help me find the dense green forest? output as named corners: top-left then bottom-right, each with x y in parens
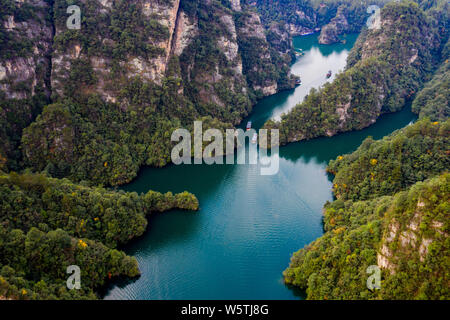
top-left (0, 0), bottom-right (52, 171)
top-left (285, 119), bottom-right (449, 299)
top-left (282, 0), bottom-right (450, 301)
top-left (285, 173), bottom-right (449, 299)
top-left (328, 119), bottom-right (449, 201)
top-left (0, 171), bottom-right (198, 299)
top-left (412, 39), bottom-right (450, 121)
top-left (263, 1), bottom-right (448, 144)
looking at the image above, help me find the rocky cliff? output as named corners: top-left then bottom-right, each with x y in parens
top-left (0, 0), bottom-right (53, 169)
top-left (318, 5), bottom-right (349, 44)
top-left (264, 1), bottom-right (442, 145)
top-left (0, 0), bottom-right (296, 185)
top-left (51, 0), bottom-right (182, 102)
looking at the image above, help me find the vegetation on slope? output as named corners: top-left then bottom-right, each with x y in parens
top-left (412, 39), bottom-right (450, 121)
top-left (0, 171), bottom-right (198, 299)
top-left (284, 173), bottom-right (449, 300)
top-left (264, 1), bottom-right (444, 144)
top-left (284, 118), bottom-right (449, 299)
top-left (328, 119), bottom-right (450, 201)
top-left (0, 0), bottom-right (52, 170)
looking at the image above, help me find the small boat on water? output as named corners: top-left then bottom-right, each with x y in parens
top-left (295, 78), bottom-right (302, 85)
top-left (326, 70), bottom-right (332, 78)
top-left (251, 133), bottom-right (258, 144)
top-left (246, 121), bottom-right (252, 131)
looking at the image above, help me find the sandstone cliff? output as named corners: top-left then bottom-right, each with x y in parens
top-left (0, 0), bottom-right (53, 168)
top-left (51, 0), bottom-right (183, 102)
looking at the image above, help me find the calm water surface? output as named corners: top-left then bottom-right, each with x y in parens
top-left (105, 34), bottom-right (417, 300)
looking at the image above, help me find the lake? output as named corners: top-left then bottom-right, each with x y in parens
top-left (104, 33), bottom-right (417, 300)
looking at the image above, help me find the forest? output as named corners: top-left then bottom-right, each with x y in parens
top-left (263, 1), bottom-right (448, 145)
top-left (284, 173), bottom-right (449, 299)
top-left (284, 117), bottom-right (449, 299)
top-left (328, 119), bottom-right (449, 201)
top-left (0, 0), bottom-right (448, 300)
top-left (0, 171), bottom-right (198, 299)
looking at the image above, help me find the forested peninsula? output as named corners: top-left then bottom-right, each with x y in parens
top-left (263, 1), bottom-right (449, 144)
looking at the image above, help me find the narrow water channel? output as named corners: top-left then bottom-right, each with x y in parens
top-left (104, 33), bottom-right (417, 300)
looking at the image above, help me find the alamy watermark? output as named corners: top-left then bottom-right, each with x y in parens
top-left (171, 121), bottom-right (280, 176)
top-left (67, 5), bottom-right (81, 30)
top-left (366, 265), bottom-right (381, 290)
top-left (67, 265), bottom-right (81, 290)
top-left (366, 5), bottom-right (381, 30)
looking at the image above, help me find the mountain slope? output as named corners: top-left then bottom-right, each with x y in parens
top-left (264, 1), bottom-right (444, 145)
top-left (284, 119), bottom-right (449, 299)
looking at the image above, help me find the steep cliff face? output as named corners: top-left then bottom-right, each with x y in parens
top-left (49, 0), bottom-right (290, 120)
top-left (51, 0), bottom-right (182, 102)
top-left (377, 196), bottom-right (448, 275)
top-left (318, 5), bottom-right (349, 44)
top-left (284, 118), bottom-right (450, 299)
top-left (264, 2), bottom-right (441, 145)
top-left (0, 0), bottom-right (52, 99)
top-left (0, 0), bottom-right (53, 168)
top-left (176, 1), bottom-right (252, 124)
top-left (171, 8), bottom-right (197, 56)
top-left (237, 11), bottom-right (277, 95)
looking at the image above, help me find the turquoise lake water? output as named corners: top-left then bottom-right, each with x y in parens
top-left (104, 33), bottom-right (417, 300)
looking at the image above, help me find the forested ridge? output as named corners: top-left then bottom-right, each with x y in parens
top-left (0, 171), bottom-right (198, 299)
top-left (263, 1), bottom-right (449, 144)
top-left (284, 119), bottom-right (449, 299)
top-left (412, 38), bottom-right (450, 121)
top-left (282, 1), bottom-right (449, 300)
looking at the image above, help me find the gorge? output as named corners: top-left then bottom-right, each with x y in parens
top-left (0, 0), bottom-right (448, 300)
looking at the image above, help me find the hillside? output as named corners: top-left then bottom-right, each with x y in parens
top-left (0, 171), bottom-right (198, 299)
top-left (284, 119), bottom-right (449, 299)
top-left (0, 0), bottom-right (448, 301)
top-left (263, 1), bottom-right (447, 145)
top-left (284, 173), bottom-right (449, 299)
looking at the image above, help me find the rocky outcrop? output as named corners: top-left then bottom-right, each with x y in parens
top-left (230, 0), bottom-right (241, 12)
top-left (377, 196), bottom-right (448, 275)
top-left (318, 5), bottom-right (349, 44)
top-left (0, 0), bottom-right (53, 167)
top-left (172, 9), bottom-right (198, 56)
top-left (237, 11), bottom-right (279, 96)
top-left (0, 0), bottom-right (52, 99)
top-left (143, 0), bottom-right (181, 76)
top-left (178, 3), bottom-right (253, 123)
top-left (51, 0), bottom-right (182, 101)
